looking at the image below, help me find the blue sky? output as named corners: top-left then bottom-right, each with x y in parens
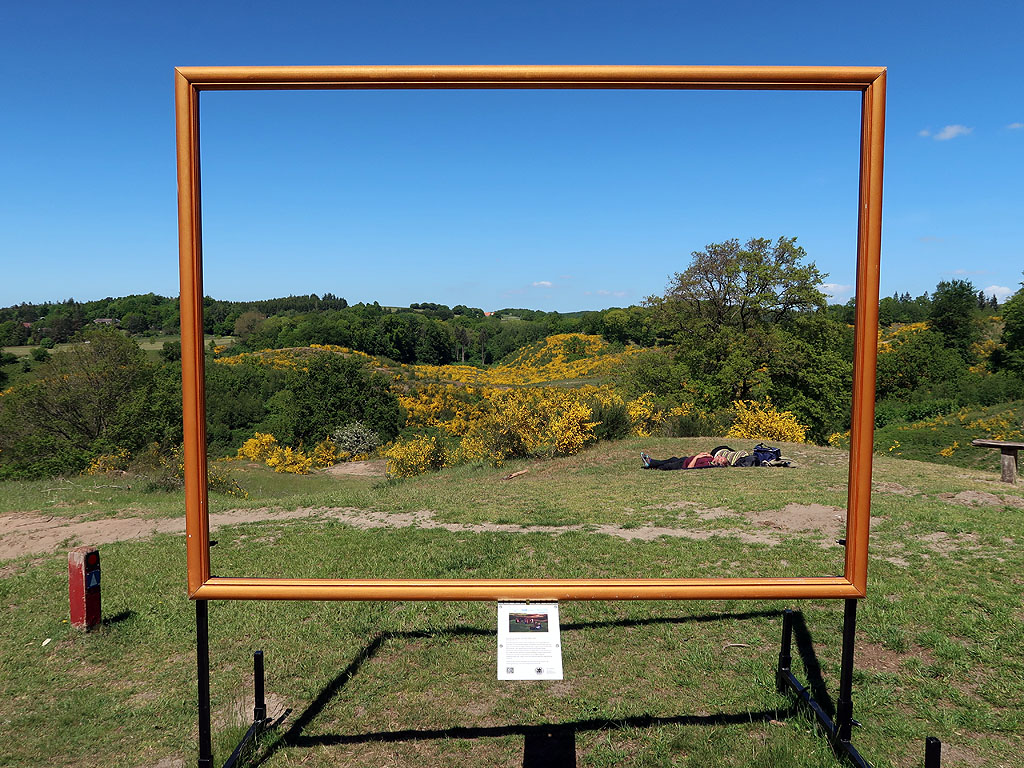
top-left (2, 1), bottom-right (1021, 312)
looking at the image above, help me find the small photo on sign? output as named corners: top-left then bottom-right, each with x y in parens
top-left (509, 613), bottom-right (548, 632)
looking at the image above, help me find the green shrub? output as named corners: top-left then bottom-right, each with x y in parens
top-left (664, 409), bottom-right (729, 438)
top-left (874, 398), bottom-right (959, 428)
top-left (591, 401), bottom-right (631, 441)
top-left (160, 340), bottom-right (181, 362)
top-left (286, 353), bottom-right (404, 445)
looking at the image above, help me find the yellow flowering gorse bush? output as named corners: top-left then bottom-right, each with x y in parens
top-left (237, 432), bottom-right (336, 474)
top-left (84, 448), bottom-right (131, 475)
top-left (410, 334), bottom-right (637, 387)
top-left (383, 435), bottom-right (448, 478)
top-left (216, 344), bottom-right (379, 370)
top-left (726, 399), bottom-right (808, 443)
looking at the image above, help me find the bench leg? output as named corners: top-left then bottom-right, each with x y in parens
top-left (1000, 449), bottom-right (1018, 484)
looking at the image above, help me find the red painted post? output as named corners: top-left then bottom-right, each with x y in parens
top-left (69, 547), bottom-right (101, 630)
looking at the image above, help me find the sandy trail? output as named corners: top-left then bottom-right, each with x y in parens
top-left (0, 501), bottom-right (850, 567)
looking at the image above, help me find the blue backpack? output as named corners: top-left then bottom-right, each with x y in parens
top-left (753, 443), bottom-right (782, 465)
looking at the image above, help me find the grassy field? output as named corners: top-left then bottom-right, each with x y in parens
top-left (1, 438), bottom-right (1022, 767)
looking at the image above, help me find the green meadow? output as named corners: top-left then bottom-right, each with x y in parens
top-left (2, 438), bottom-right (1022, 767)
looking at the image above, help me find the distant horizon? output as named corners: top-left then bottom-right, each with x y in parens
top-left (1, 279), bottom-right (1011, 316)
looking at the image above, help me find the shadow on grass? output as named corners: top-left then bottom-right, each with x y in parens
top-left (247, 608), bottom-right (832, 766)
top-left (101, 609), bottom-right (135, 627)
top-left (789, 609), bottom-right (835, 719)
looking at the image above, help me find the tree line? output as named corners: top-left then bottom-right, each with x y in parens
top-left (3, 236), bottom-right (1024, 479)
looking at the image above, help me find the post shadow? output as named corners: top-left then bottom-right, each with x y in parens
top-left (790, 608), bottom-right (835, 718)
top-left (250, 609), bottom-right (799, 767)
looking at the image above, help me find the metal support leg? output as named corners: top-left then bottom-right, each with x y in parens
top-left (254, 650), bottom-right (267, 722)
top-left (836, 598), bottom-right (858, 743)
top-left (777, 608), bottom-right (793, 694)
top-left (197, 600), bottom-right (213, 768)
top-left (776, 606), bottom-right (872, 768)
top-left (925, 737), bottom-right (942, 767)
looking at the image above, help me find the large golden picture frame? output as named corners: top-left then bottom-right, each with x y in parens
top-left (176, 65), bottom-right (885, 602)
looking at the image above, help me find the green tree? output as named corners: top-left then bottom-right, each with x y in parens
top-left (122, 312), bottom-right (148, 335)
top-left (160, 340), bottom-right (181, 362)
top-left (929, 279), bottom-right (979, 360)
top-left (284, 352), bottom-right (403, 445)
top-left (652, 236), bottom-right (826, 337)
top-left (875, 328), bottom-right (964, 399)
top-left (233, 310), bottom-right (266, 342)
top-left (647, 236), bottom-right (828, 404)
top-left (993, 275), bottom-right (1024, 371)
top-left (0, 329), bottom-right (177, 477)
top-left (205, 361), bottom-right (286, 453)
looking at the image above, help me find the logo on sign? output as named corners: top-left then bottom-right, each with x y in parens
top-left (86, 571), bottom-right (101, 589)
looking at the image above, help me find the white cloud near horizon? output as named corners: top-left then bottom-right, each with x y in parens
top-left (1008, 122), bottom-right (1023, 130)
top-left (532, 280), bottom-right (553, 288)
top-left (985, 285), bottom-right (1014, 302)
top-left (821, 283), bottom-right (853, 301)
top-left (934, 124), bottom-right (972, 140)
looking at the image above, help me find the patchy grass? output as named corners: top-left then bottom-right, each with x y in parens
top-left (1, 439), bottom-right (1023, 767)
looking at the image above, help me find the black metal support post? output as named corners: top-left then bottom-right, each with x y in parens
top-left (775, 604), bottom-right (872, 768)
top-left (254, 650), bottom-right (266, 723)
top-left (836, 598), bottom-right (858, 743)
top-left (197, 600), bottom-right (213, 768)
top-left (220, 651), bottom-right (273, 768)
top-left (925, 737), bottom-right (942, 768)
top-left (776, 609), bottom-right (793, 694)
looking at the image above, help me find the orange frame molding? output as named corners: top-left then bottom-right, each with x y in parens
top-left (176, 65), bottom-right (885, 602)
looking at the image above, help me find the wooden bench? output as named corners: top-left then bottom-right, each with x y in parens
top-left (970, 439), bottom-right (1024, 484)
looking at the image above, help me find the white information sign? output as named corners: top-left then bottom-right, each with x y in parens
top-left (497, 602), bottom-right (563, 680)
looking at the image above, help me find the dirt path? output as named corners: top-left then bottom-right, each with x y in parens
top-left (0, 501), bottom-right (850, 569)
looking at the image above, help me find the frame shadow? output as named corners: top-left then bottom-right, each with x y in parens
top-left (250, 609), bottom-right (832, 767)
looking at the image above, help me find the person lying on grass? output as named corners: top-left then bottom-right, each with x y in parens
top-left (641, 446), bottom-right (791, 470)
top-left (640, 448), bottom-right (729, 470)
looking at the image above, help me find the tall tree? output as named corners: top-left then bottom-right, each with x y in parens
top-left (653, 236), bottom-right (826, 336)
top-left (929, 279), bottom-right (980, 360)
top-left (993, 275), bottom-right (1024, 372)
top-left (647, 236), bottom-right (829, 403)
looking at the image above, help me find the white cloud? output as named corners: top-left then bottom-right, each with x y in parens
top-left (1008, 122), bottom-right (1024, 130)
top-left (532, 280), bottom-right (552, 288)
top-left (820, 283), bottom-right (853, 301)
top-left (918, 129), bottom-right (931, 137)
top-left (934, 124), bottom-right (972, 141)
top-left (984, 285), bottom-right (1014, 302)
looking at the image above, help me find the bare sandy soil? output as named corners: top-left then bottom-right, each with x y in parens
top-left (0, 500), bottom-right (850, 568)
top-left (323, 459), bottom-right (387, 477)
